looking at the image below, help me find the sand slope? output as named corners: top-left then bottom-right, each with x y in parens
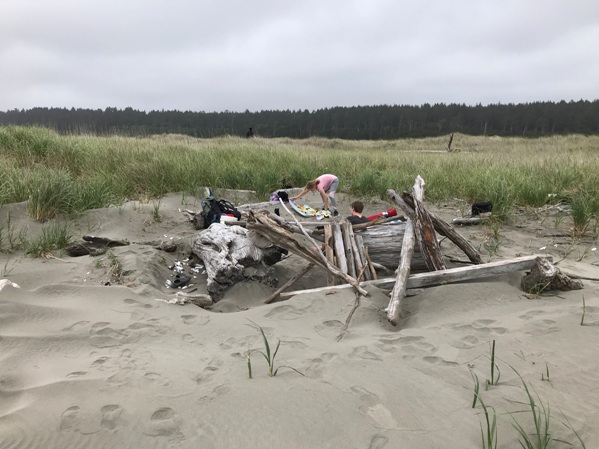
top-left (1, 192), bottom-right (598, 448)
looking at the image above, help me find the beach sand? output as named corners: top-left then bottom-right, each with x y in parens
top-left (1, 191), bottom-right (598, 448)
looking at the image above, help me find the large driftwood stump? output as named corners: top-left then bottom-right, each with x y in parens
top-left (192, 223), bottom-right (285, 301)
top-left (521, 257), bottom-right (584, 294)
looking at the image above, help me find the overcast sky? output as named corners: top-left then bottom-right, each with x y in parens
top-left (1, 0), bottom-right (598, 112)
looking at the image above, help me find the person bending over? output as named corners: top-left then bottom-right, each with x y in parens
top-left (291, 174), bottom-right (339, 216)
top-left (347, 200), bottom-right (370, 225)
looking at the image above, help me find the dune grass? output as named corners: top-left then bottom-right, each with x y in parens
top-left (1, 126), bottom-right (599, 229)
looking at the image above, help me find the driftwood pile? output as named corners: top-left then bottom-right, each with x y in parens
top-left (186, 176), bottom-right (583, 333)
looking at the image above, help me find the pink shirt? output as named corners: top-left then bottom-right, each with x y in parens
top-left (317, 174), bottom-right (337, 192)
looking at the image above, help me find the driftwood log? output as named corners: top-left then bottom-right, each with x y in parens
top-left (386, 219), bottom-right (416, 325)
top-left (65, 235), bottom-right (129, 257)
top-left (192, 223), bottom-right (286, 301)
top-left (521, 257), bottom-right (584, 294)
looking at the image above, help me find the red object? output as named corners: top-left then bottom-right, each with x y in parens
top-left (367, 207), bottom-right (398, 221)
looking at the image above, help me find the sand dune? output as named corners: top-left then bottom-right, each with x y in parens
top-left (1, 192), bottom-right (598, 448)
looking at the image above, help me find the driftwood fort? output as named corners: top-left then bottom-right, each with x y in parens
top-left (185, 175), bottom-right (583, 331)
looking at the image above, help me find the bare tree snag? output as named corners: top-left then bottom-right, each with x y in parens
top-left (386, 219), bottom-right (416, 326)
top-left (412, 176), bottom-right (446, 271)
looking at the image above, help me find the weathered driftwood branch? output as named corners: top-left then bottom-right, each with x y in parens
top-left (337, 262), bottom-right (370, 341)
top-left (363, 245), bottom-right (377, 280)
top-left (264, 263), bottom-right (315, 304)
top-left (353, 233), bottom-right (371, 281)
top-left (387, 189), bottom-right (483, 265)
top-left (386, 219), bottom-right (416, 325)
top-left (452, 216), bottom-right (490, 226)
top-left (521, 257), bottom-right (584, 294)
top-left (341, 222), bottom-right (357, 278)
top-left (246, 209), bottom-right (368, 296)
top-left (412, 176), bottom-right (446, 271)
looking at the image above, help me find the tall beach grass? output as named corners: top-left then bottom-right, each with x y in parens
top-left (1, 126), bottom-right (599, 225)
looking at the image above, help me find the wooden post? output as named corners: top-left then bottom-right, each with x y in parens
top-left (386, 219), bottom-right (416, 326)
top-left (341, 222), bottom-right (357, 278)
top-left (412, 176), bottom-right (446, 271)
top-left (323, 224), bottom-right (335, 286)
top-left (332, 221), bottom-right (348, 274)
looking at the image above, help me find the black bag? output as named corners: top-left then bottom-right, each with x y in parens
top-left (217, 199), bottom-right (242, 220)
top-left (200, 198), bottom-right (223, 228)
top-left (276, 191), bottom-right (289, 202)
top-left (471, 201), bottom-right (493, 216)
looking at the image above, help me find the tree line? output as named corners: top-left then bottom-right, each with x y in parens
top-left (0, 100), bottom-right (597, 139)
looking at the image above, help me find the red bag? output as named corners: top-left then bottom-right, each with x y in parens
top-left (367, 207), bottom-right (397, 221)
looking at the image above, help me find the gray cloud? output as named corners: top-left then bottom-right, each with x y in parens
top-left (1, 0), bottom-right (598, 112)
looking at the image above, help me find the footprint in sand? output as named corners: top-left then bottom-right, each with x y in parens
top-left (305, 353), bottom-right (338, 379)
top-left (449, 334), bottom-right (479, 349)
top-left (376, 335), bottom-right (427, 353)
top-left (89, 322), bottom-right (134, 348)
top-left (101, 404), bottom-right (125, 431)
top-left (369, 434), bottom-right (389, 449)
top-left (264, 304), bottom-right (304, 320)
top-left (124, 298), bottom-right (153, 309)
top-left (63, 320), bottom-right (91, 332)
top-left (351, 386), bottom-right (397, 430)
top-left (146, 407), bottom-right (180, 437)
top-left (350, 346), bottom-right (382, 361)
top-left (314, 320), bottom-right (344, 339)
top-left (66, 371), bottom-right (87, 377)
top-left (525, 319), bottom-right (560, 336)
top-left (60, 406), bottom-right (81, 431)
top-left (145, 372), bottom-right (170, 386)
top-left (181, 314), bottom-right (197, 324)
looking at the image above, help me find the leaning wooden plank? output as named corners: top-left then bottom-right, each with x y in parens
top-left (332, 221), bottom-right (348, 274)
top-left (411, 176), bottom-right (446, 271)
top-left (386, 219), bottom-right (416, 325)
top-left (403, 191), bottom-right (483, 265)
top-left (264, 263), bottom-right (315, 304)
top-left (354, 234), bottom-right (371, 281)
top-left (279, 255), bottom-right (551, 299)
top-left (364, 246), bottom-right (377, 280)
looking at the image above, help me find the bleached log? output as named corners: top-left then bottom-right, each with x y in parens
top-left (192, 223), bottom-right (280, 300)
top-left (332, 221), bottom-right (348, 274)
top-left (452, 217), bottom-right (490, 225)
top-left (354, 233), bottom-right (371, 281)
top-left (341, 222), bottom-right (356, 278)
top-left (386, 219), bottom-right (416, 326)
top-left (279, 255), bottom-right (551, 299)
top-left (359, 223), bottom-right (428, 270)
top-left (323, 224), bottom-right (335, 286)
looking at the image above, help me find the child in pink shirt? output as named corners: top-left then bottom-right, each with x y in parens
top-left (291, 174), bottom-right (339, 216)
